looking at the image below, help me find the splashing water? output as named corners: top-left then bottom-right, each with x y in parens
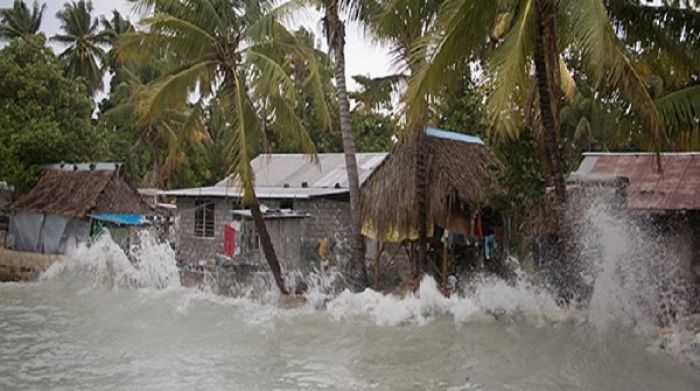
top-left (326, 275), bottom-right (570, 327)
top-left (40, 232), bottom-right (181, 291)
top-left (572, 187), bottom-right (700, 365)
top-left (1, 200), bottom-right (700, 389)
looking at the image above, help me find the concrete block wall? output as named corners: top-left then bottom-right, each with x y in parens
top-left (294, 197), bottom-right (352, 263)
top-left (176, 197), bottom-right (233, 264)
top-left (175, 195), bottom-right (354, 269)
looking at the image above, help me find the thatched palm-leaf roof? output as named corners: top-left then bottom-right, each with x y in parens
top-left (361, 131), bottom-right (501, 239)
top-left (8, 169), bottom-right (149, 218)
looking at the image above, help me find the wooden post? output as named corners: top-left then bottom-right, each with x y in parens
top-left (373, 241), bottom-right (384, 290)
top-left (442, 241), bottom-right (448, 288)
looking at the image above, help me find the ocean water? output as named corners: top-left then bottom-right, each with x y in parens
top-left (1, 201), bottom-right (700, 390)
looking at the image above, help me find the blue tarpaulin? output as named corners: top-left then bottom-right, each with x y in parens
top-left (89, 213), bottom-right (149, 226)
top-left (425, 126), bottom-right (485, 145)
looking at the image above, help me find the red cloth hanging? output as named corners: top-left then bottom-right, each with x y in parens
top-left (472, 212), bottom-right (483, 240)
top-left (223, 223), bottom-right (236, 257)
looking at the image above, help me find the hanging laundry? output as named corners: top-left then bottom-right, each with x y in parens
top-left (317, 237), bottom-right (331, 258)
top-left (472, 212), bottom-right (483, 240)
top-left (484, 234), bottom-right (496, 260)
top-left (223, 223), bottom-right (236, 257)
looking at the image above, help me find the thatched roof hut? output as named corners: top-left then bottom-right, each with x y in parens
top-left (361, 127), bottom-right (501, 241)
top-left (8, 166), bottom-right (149, 218)
top-left (5, 164), bottom-right (151, 254)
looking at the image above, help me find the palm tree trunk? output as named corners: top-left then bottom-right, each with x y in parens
top-left (534, 0), bottom-right (571, 297)
top-left (534, 0), bottom-right (566, 224)
top-left (415, 127), bottom-right (428, 280)
top-left (249, 193), bottom-right (289, 295)
top-left (325, 2), bottom-right (368, 289)
top-left (221, 66), bottom-right (289, 295)
top-left (152, 154), bottom-right (160, 188)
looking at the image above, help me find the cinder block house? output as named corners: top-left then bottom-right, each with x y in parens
top-left (167, 153), bottom-right (387, 270)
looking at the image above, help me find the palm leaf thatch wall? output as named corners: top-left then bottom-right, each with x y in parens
top-left (361, 134), bottom-right (501, 240)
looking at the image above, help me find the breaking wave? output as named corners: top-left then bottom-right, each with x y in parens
top-left (325, 275), bottom-right (571, 327)
top-left (33, 196), bottom-right (700, 368)
top-left (41, 232), bottom-right (180, 291)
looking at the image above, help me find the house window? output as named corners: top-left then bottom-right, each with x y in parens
top-left (194, 200), bottom-right (215, 237)
top-left (280, 199), bottom-right (294, 210)
top-left (243, 220), bottom-right (260, 250)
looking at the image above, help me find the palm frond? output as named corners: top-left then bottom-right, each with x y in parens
top-left (559, 57), bottom-right (576, 104)
top-left (655, 84), bottom-right (700, 132)
top-left (137, 60), bottom-right (214, 125)
top-left (561, 0), bottom-right (665, 146)
top-left (486, 0), bottom-right (537, 140)
top-left (141, 13), bottom-right (216, 45)
top-left (405, 0), bottom-right (496, 128)
top-left (224, 72), bottom-right (260, 203)
top-left (245, 48), bottom-right (299, 101)
top-left (301, 46), bottom-right (333, 131)
top-left (268, 95), bottom-right (317, 157)
top-left (606, 0), bottom-right (700, 83)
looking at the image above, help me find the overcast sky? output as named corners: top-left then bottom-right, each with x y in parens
top-left (0, 0), bottom-right (393, 92)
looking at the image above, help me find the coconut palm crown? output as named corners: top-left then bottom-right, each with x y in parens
top-left (52, 1), bottom-right (110, 95)
top-left (118, 0), bottom-right (331, 294)
top-left (0, 0), bottom-right (46, 41)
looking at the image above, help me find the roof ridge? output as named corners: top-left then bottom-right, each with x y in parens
top-left (583, 152), bottom-right (700, 156)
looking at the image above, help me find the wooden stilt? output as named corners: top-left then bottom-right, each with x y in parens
top-left (442, 242), bottom-right (448, 287)
top-left (373, 241), bottom-right (384, 290)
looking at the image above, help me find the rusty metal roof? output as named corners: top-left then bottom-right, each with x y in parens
top-left (574, 152), bottom-right (700, 211)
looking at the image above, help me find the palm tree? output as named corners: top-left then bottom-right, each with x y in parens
top-left (403, 0), bottom-right (700, 297)
top-left (606, 1), bottom-right (700, 149)
top-left (319, 0), bottom-right (370, 288)
top-left (52, 1), bottom-right (109, 95)
top-left (0, 0), bottom-right (45, 41)
top-left (349, 74), bottom-right (399, 114)
top-left (119, 0), bottom-right (331, 295)
top-left (101, 60), bottom-right (209, 188)
top-left (100, 10), bottom-right (134, 88)
top-left (408, 0), bottom-right (678, 239)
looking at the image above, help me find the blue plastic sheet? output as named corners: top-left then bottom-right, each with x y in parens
top-left (89, 213), bottom-right (149, 226)
top-left (425, 126), bottom-right (485, 145)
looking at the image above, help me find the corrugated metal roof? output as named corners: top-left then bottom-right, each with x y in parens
top-left (573, 152), bottom-right (700, 210)
top-left (45, 162), bottom-right (122, 172)
top-left (138, 188), bottom-right (167, 197)
top-left (231, 209), bottom-right (309, 219)
top-left (216, 153), bottom-right (388, 189)
top-left (165, 186), bottom-right (348, 199)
